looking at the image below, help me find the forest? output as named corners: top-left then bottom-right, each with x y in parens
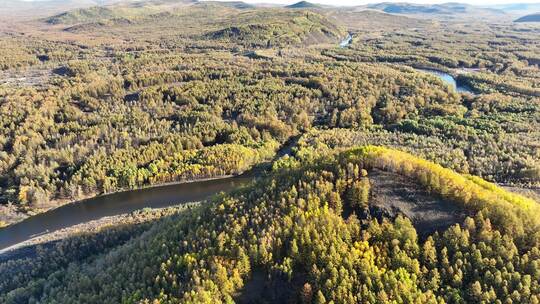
top-left (1, 146), bottom-right (539, 303)
top-left (0, 0), bottom-right (539, 302)
top-left (1, 29), bottom-right (538, 225)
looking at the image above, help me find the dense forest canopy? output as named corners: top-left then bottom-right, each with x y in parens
top-left (1, 14), bottom-right (538, 224)
top-left (1, 146), bottom-right (540, 303)
top-left (0, 0), bottom-right (539, 302)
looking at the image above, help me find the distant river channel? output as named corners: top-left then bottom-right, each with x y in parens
top-left (340, 34), bottom-right (352, 47)
top-left (418, 69), bottom-right (474, 94)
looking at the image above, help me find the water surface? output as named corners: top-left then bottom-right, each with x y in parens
top-left (0, 176), bottom-right (253, 250)
top-left (419, 69), bottom-right (473, 93)
top-left (340, 34), bottom-right (352, 48)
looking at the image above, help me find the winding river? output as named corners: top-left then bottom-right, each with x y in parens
top-left (419, 69), bottom-right (474, 94)
top-left (0, 136), bottom-right (299, 252)
top-left (0, 176), bottom-right (253, 251)
top-left (0, 66), bottom-right (473, 253)
top-left (334, 37), bottom-right (474, 94)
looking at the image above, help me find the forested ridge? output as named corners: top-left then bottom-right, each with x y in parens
top-left (0, 1), bottom-right (539, 302)
top-left (1, 146), bottom-right (539, 303)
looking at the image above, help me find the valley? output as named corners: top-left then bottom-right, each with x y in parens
top-left (0, 0), bottom-right (539, 303)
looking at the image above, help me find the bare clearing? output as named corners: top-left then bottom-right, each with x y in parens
top-left (368, 169), bottom-right (470, 236)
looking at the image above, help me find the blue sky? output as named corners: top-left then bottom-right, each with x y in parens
top-left (17, 0), bottom-right (540, 5)
top-left (212, 0), bottom-right (539, 5)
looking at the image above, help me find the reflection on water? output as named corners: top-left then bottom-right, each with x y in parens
top-left (419, 69), bottom-right (474, 93)
top-left (0, 177), bottom-right (253, 250)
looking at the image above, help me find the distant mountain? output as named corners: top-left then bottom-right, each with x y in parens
top-left (488, 3), bottom-right (540, 14)
top-left (44, 0), bottom-right (197, 24)
top-left (201, 1), bottom-right (254, 9)
top-left (0, 0), bottom-right (142, 19)
top-left (286, 1), bottom-right (320, 9)
top-left (515, 13), bottom-right (540, 22)
top-left (366, 2), bottom-right (506, 18)
top-left (368, 2), bottom-right (441, 14)
top-left (327, 9), bottom-right (431, 31)
top-left (46, 6), bottom-right (117, 24)
top-left (206, 11), bottom-right (344, 47)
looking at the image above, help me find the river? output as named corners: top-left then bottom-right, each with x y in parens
top-left (419, 69), bottom-right (474, 93)
top-left (340, 34), bottom-right (352, 48)
top-left (335, 36), bottom-right (474, 94)
top-left (0, 135), bottom-right (300, 252)
top-left (0, 176), bottom-right (253, 251)
top-left (0, 67), bottom-right (473, 251)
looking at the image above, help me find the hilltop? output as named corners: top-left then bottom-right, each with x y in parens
top-left (286, 1), bottom-right (321, 9)
top-left (205, 11), bottom-right (344, 47)
top-left (515, 13), bottom-right (540, 22)
top-left (45, 0), bottom-right (197, 24)
top-left (43, 0), bottom-right (345, 47)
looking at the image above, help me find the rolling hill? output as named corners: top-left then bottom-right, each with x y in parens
top-left (1, 146), bottom-right (539, 302)
top-left (286, 1), bottom-right (321, 9)
top-left (44, 0), bottom-right (344, 47)
top-left (45, 0), bottom-right (197, 24)
top-left (205, 11), bottom-right (344, 47)
top-left (46, 6), bottom-right (118, 24)
top-left (0, 0), bottom-right (136, 19)
top-left (366, 2), bottom-right (507, 19)
top-left (515, 13), bottom-right (540, 22)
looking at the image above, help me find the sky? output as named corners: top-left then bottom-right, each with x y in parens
top-left (211, 0), bottom-right (540, 5)
top-left (15, 0), bottom-right (540, 6)
top-left (16, 0), bottom-right (540, 5)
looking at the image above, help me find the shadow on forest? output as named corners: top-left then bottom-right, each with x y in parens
top-left (235, 269), bottom-right (305, 304)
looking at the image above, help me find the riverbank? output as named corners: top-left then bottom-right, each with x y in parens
top-left (416, 68), bottom-right (475, 93)
top-left (0, 136), bottom-right (298, 250)
top-left (0, 174), bottom-right (239, 228)
top-left (0, 175), bottom-right (254, 250)
top-left (0, 203), bottom-right (198, 260)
